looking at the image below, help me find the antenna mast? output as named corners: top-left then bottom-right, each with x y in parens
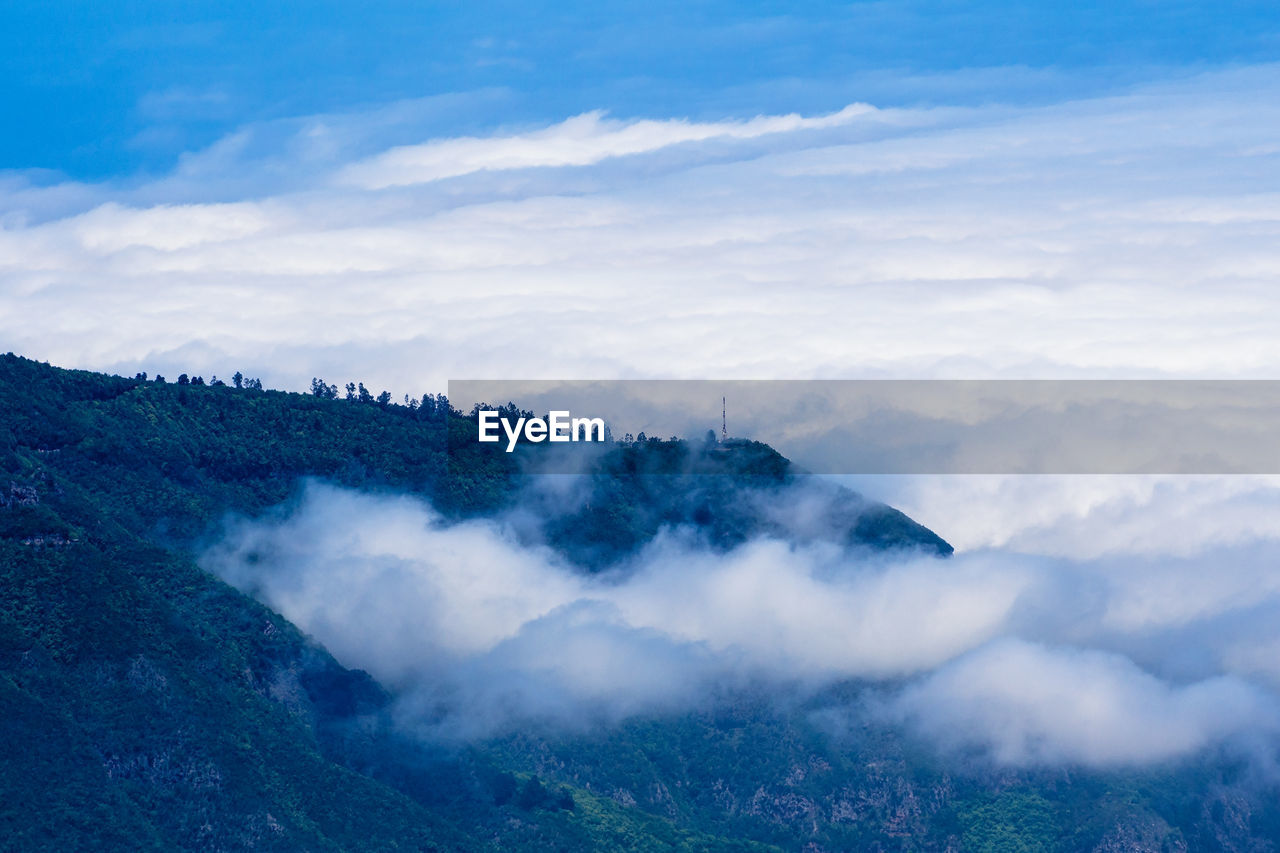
top-left (721, 396), bottom-right (727, 442)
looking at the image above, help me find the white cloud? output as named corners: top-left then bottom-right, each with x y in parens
top-left (841, 475), bottom-right (1280, 558)
top-left (2, 67), bottom-right (1280, 393)
top-left (336, 105), bottom-right (876, 188)
top-left (66, 202), bottom-right (277, 253)
top-left (204, 479), bottom-right (1280, 762)
top-left (891, 640), bottom-right (1278, 767)
top-left (202, 482), bottom-right (1033, 736)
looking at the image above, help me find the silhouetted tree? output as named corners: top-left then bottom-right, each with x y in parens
top-left (311, 378), bottom-right (338, 399)
top-left (376, 390), bottom-right (391, 408)
top-left (177, 374), bottom-right (189, 386)
top-left (232, 371), bottom-right (244, 389)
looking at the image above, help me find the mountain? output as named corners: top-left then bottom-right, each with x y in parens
top-left (2, 353), bottom-right (1275, 851)
top-left (0, 354), bottom-right (941, 851)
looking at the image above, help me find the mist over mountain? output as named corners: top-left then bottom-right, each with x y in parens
top-left (7, 353), bottom-right (1280, 850)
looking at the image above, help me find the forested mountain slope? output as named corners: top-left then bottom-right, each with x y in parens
top-left (0, 354), bottom-right (942, 851)
top-left (7, 354), bottom-right (1272, 852)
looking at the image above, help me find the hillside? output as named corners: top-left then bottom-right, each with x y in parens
top-left (4, 353), bottom-right (1275, 852)
top-left (0, 354), bottom-right (942, 851)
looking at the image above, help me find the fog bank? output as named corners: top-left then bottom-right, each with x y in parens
top-left (203, 479), bottom-right (1280, 769)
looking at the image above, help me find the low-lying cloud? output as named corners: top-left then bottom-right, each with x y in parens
top-left (204, 478), bottom-right (1280, 769)
top-left (204, 483), bottom-right (1029, 736)
top-left (890, 640), bottom-right (1278, 767)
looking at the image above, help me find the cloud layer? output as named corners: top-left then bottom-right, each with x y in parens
top-left (204, 479), bottom-right (1280, 768)
top-left (891, 640), bottom-right (1277, 767)
top-left (3, 66), bottom-right (1280, 396)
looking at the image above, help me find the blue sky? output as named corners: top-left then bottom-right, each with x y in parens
top-left (6, 1), bottom-right (1280, 179)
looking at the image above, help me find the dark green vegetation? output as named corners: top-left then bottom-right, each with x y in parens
top-left (517, 433), bottom-right (952, 569)
top-left (1, 353), bottom-right (1276, 851)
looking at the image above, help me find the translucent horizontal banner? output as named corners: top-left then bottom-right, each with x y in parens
top-left (447, 380), bottom-right (1280, 474)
